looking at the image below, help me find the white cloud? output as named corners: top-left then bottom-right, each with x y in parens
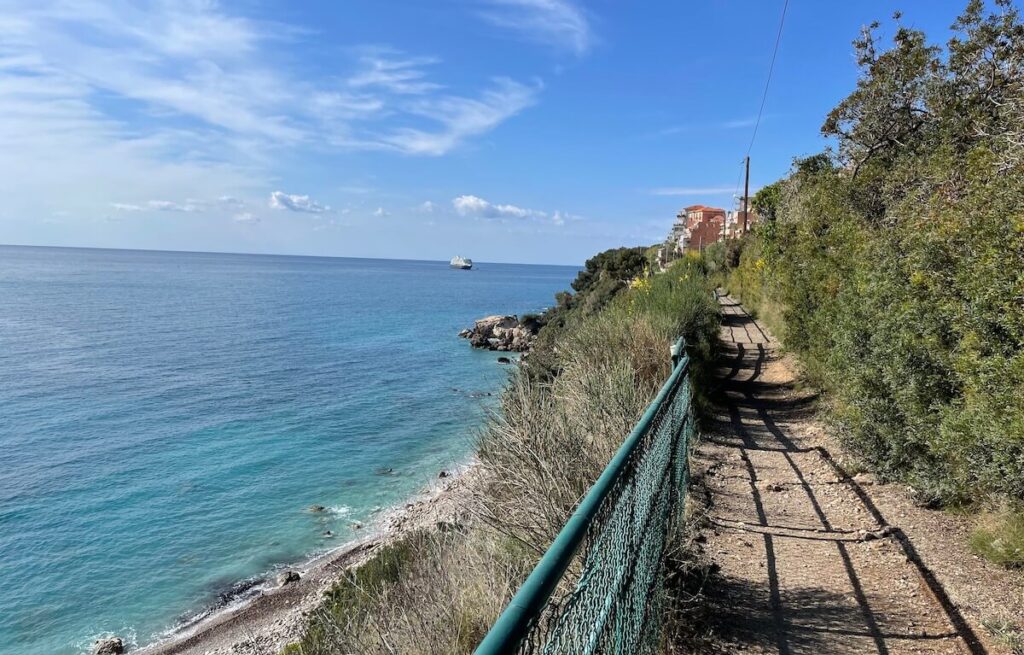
top-left (372, 207), bottom-right (389, 217)
top-left (417, 201), bottom-right (436, 213)
top-left (452, 194), bottom-right (546, 219)
top-left (551, 210), bottom-right (583, 225)
top-left (349, 54), bottom-right (442, 95)
top-left (379, 78), bottom-right (539, 156)
top-left (269, 191), bottom-right (329, 213)
top-left (111, 199), bottom-right (202, 212)
top-left (649, 186), bottom-right (736, 196)
top-left (652, 118), bottom-right (759, 138)
top-left (479, 0), bottom-right (592, 55)
top-left (233, 212), bottom-right (258, 223)
top-left (0, 0), bottom-right (544, 209)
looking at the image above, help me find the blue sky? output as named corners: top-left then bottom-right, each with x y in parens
top-left (0, 0), bottom-right (979, 264)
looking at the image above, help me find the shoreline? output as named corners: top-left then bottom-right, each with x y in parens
top-left (135, 461), bottom-right (483, 655)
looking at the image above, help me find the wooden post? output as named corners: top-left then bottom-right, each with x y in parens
top-left (742, 156), bottom-right (750, 234)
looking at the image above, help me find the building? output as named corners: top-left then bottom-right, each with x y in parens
top-left (686, 220), bottom-right (724, 252)
top-left (682, 205), bottom-right (726, 230)
top-left (725, 196), bottom-right (759, 239)
top-left (665, 201), bottom-right (755, 254)
top-left (669, 205), bottom-right (725, 252)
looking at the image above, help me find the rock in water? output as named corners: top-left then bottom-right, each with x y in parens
top-left (277, 570), bottom-right (301, 586)
top-left (459, 314), bottom-right (542, 352)
top-left (497, 356), bottom-right (512, 364)
top-left (475, 315), bottom-right (518, 332)
top-left (308, 504), bottom-right (326, 513)
top-left (93, 637), bottom-right (124, 654)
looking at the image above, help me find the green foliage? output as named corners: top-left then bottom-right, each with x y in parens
top-left (751, 181), bottom-right (783, 223)
top-left (527, 245), bottom-right (654, 380)
top-left (571, 246), bottom-right (649, 295)
top-left (724, 1), bottom-right (1024, 508)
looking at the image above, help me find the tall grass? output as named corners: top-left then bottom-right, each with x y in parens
top-left (284, 256), bottom-right (720, 654)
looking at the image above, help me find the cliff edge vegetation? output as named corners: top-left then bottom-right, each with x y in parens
top-left (284, 253), bottom-right (720, 655)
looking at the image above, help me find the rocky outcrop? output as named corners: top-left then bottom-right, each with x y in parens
top-left (92, 637), bottom-right (124, 655)
top-left (277, 570), bottom-right (301, 586)
top-left (459, 314), bottom-right (541, 352)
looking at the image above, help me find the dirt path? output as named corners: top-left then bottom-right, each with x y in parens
top-left (692, 295), bottom-right (1022, 655)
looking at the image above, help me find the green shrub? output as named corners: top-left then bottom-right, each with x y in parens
top-left (721, 0), bottom-right (1024, 505)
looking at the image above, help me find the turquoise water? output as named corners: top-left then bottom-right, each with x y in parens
top-left (0, 246), bottom-right (577, 655)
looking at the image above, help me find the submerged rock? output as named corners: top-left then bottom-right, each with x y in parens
top-left (438, 470), bottom-right (450, 479)
top-left (497, 356), bottom-right (512, 364)
top-left (308, 505), bottom-right (326, 513)
top-left (93, 637), bottom-right (124, 655)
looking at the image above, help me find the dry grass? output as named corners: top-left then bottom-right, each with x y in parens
top-left (284, 266), bottom-right (720, 655)
top-left (982, 615), bottom-right (1024, 654)
top-left (287, 529), bottom-right (530, 655)
top-left (970, 507), bottom-right (1024, 569)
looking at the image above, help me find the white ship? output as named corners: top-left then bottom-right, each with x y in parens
top-left (449, 256), bottom-right (473, 270)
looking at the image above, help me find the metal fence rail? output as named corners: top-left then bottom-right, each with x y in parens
top-left (475, 337), bottom-right (695, 655)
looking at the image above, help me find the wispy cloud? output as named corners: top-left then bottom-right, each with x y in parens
top-left (417, 201), bottom-right (436, 213)
top-left (269, 191), bottom-right (330, 213)
top-left (349, 54), bottom-right (442, 95)
top-left (551, 210), bottom-right (583, 225)
top-left (479, 0), bottom-right (593, 55)
top-left (0, 0), bottom-right (544, 214)
top-left (111, 199), bottom-right (203, 212)
top-left (233, 212), bottom-right (258, 223)
top-left (649, 186), bottom-right (736, 196)
top-left (654, 117), bottom-right (762, 138)
top-left (372, 207), bottom-right (390, 217)
top-left (375, 77), bottom-right (540, 155)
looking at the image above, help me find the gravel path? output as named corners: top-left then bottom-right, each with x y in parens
top-left (693, 295), bottom-right (1022, 655)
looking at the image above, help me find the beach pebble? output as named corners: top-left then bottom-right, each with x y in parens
top-left (92, 637), bottom-right (124, 654)
top-left (277, 570), bottom-right (301, 586)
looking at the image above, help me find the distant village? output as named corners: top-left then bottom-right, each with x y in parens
top-left (657, 196), bottom-right (759, 267)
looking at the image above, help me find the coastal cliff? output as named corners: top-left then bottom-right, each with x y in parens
top-left (141, 247), bottom-right (721, 655)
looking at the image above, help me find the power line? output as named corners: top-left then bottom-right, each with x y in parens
top-left (745, 0), bottom-right (789, 157)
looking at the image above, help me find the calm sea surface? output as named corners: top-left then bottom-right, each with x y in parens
top-left (0, 246), bottom-right (577, 654)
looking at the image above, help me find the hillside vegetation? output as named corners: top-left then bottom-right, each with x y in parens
top-left (721, 0), bottom-right (1024, 563)
top-left (286, 254), bottom-right (719, 654)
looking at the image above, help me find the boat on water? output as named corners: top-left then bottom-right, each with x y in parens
top-left (450, 256), bottom-right (473, 270)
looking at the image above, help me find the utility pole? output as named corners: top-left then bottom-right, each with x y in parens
top-left (742, 155), bottom-right (750, 235)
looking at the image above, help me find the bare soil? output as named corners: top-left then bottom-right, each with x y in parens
top-left (691, 295), bottom-right (1024, 655)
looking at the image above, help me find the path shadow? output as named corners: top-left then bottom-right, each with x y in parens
top-left (696, 299), bottom-right (988, 655)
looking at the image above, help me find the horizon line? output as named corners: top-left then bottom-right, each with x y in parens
top-left (0, 242), bottom-right (586, 268)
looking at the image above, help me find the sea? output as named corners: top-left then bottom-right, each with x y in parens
top-left (0, 245), bottom-right (578, 655)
